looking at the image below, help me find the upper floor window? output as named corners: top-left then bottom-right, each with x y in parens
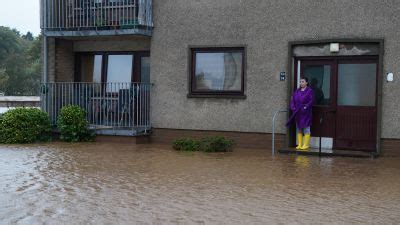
top-left (189, 47), bottom-right (245, 98)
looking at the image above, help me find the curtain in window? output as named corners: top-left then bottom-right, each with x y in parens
top-left (138, 0), bottom-right (152, 26)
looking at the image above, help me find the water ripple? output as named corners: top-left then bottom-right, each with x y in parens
top-left (0, 143), bottom-right (399, 224)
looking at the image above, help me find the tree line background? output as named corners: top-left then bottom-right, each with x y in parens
top-left (0, 26), bottom-right (41, 96)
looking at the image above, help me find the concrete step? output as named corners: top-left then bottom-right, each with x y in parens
top-left (279, 147), bottom-right (377, 158)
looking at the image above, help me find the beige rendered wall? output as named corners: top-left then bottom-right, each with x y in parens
top-left (149, 0), bottom-right (400, 139)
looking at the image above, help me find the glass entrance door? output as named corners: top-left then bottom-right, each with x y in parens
top-left (335, 59), bottom-right (378, 150)
top-left (295, 57), bottom-right (378, 151)
top-left (298, 60), bottom-right (336, 149)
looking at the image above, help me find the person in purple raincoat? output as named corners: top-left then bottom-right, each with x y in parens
top-left (287, 77), bottom-right (314, 150)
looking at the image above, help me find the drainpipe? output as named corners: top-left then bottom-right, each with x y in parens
top-left (41, 0), bottom-right (48, 111)
top-left (43, 34), bottom-right (48, 84)
top-left (41, 30), bottom-right (48, 112)
top-left (41, 0), bottom-right (48, 84)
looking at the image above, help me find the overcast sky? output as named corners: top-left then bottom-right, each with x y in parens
top-left (0, 0), bottom-right (41, 36)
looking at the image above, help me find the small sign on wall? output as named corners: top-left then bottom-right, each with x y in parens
top-left (387, 72), bottom-right (394, 82)
top-left (280, 72), bottom-right (286, 81)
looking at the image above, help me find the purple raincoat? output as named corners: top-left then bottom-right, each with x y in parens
top-left (286, 87), bottom-right (314, 129)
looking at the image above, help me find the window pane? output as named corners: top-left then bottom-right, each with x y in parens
top-left (338, 63), bottom-right (376, 106)
top-left (80, 55), bottom-right (102, 83)
top-left (195, 52), bottom-right (242, 91)
top-left (141, 56), bottom-right (150, 83)
top-left (106, 55), bottom-right (133, 92)
top-left (93, 55), bottom-right (102, 83)
top-left (303, 65), bottom-right (331, 105)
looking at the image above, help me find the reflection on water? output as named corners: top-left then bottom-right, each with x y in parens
top-left (295, 156), bottom-right (311, 168)
top-left (0, 143), bottom-right (399, 224)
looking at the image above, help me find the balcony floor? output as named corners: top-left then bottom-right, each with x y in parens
top-left (279, 147), bottom-right (377, 158)
top-left (90, 126), bottom-right (151, 136)
top-left (44, 28), bottom-right (152, 37)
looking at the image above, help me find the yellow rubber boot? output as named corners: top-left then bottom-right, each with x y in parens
top-left (301, 134), bottom-right (311, 151)
top-left (296, 133), bottom-right (303, 150)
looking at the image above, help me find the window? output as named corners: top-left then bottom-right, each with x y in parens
top-left (106, 55), bottom-right (134, 92)
top-left (76, 52), bottom-right (150, 92)
top-left (303, 65), bottom-right (331, 106)
top-left (190, 47), bottom-right (245, 97)
top-left (79, 55), bottom-right (103, 83)
top-left (140, 56), bottom-right (150, 83)
top-left (338, 63), bottom-right (377, 106)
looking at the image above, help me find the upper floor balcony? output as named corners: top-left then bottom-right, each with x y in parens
top-left (40, 0), bottom-right (153, 37)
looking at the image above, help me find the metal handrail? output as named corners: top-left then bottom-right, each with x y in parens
top-left (40, 82), bottom-right (152, 131)
top-left (272, 108), bottom-right (336, 157)
top-left (41, 0), bottom-right (153, 30)
top-left (272, 109), bottom-right (288, 156)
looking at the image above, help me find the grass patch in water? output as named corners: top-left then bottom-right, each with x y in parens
top-left (172, 136), bottom-right (234, 152)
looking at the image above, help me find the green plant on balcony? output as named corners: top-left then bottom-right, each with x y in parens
top-left (95, 18), bottom-right (108, 28)
top-left (119, 18), bottom-right (139, 29)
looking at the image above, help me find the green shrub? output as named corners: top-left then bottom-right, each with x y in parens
top-left (172, 138), bottom-right (200, 151)
top-left (0, 108), bottom-right (51, 144)
top-left (172, 136), bottom-right (234, 152)
top-left (199, 136), bottom-right (234, 152)
top-left (57, 105), bottom-right (95, 142)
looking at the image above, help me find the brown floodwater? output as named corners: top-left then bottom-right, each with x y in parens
top-left (0, 142), bottom-right (399, 224)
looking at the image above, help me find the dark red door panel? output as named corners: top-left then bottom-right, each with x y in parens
top-left (335, 106), bottom-right (377, 151)
top-left (334, 59), bottom-right (378, 151)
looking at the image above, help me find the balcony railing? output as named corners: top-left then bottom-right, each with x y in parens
top-left (41, 0), bottom-right (153, 36)
top-left (40, 82), bottom-right (152, 135)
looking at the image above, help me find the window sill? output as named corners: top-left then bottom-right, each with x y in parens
top-left (187, 94), bottom-right (247, 99)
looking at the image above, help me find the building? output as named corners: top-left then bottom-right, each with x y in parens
top-left (40, 0), bottom-right (400, 156)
